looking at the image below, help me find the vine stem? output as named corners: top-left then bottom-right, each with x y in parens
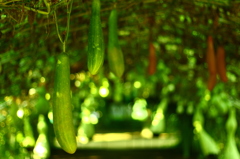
top-left (54, 11), bottom-right (63, 43)
top-left (54, 0), bottom-right (73, 53)
top-left (65, 0), bottom-right (73, 43)
top-left (63, 41), bottom-right (66, 53)
top-left (24, 0), bottom-right (50, 15)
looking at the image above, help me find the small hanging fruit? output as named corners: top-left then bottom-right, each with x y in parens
top-left (108, 5), bottom-right (124, 78)
top-left (206, 36), bottom-right (217, 91)
top-left (53, 53), bottom-right (77, 154)
top-left (88, 0), bottom-right (105, 75)
top-left (216, 45), bottom-right (228, 82)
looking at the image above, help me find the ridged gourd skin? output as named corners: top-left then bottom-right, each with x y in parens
top-left (88, 0), bottom-right (104, 75)
top-left (53, 53), bottom-right (77, 154)
top-left (108, 8), bottom-right (124, 77)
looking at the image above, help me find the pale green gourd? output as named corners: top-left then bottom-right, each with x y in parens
top-left (222, 108), bottom-right (240, 159)
top-left (193, 109), bottom-right (219, 156)
top-left (33, 115), bottom-right (50, 159)
top-left (53, 53), bottom-right (77, 154)
top-left (108, 7), bottom-right (125, 77)
top-left (88, 0), bottom-right (104, 75)
top-left (23, 117), bottom-right (36, 147)
top-left (198, 129), bottom-right (220, 156)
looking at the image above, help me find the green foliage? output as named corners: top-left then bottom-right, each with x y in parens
top-left (0, 0), bottom-right (240, 158)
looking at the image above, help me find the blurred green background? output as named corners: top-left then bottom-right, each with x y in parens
top-left (0, 0), bottom-right (240, 158)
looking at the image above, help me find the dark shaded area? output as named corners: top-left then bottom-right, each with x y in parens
top-left (50, 148), bottom-right (198, 159)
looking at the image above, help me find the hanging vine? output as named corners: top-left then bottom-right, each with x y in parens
top-left (53, 0), bottom-right (73, 52)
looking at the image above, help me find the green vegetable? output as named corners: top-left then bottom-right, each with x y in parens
top-left (223, 108), bottom-right (240, 159)
top-left (88, 0), bottom-right (104, 75)
top-left (193, 109), bottom-right (219, 156)
top-left (108, 9), bottom-right (118, 49)
top-left (53, 53), bottom-right (77, 154)
top-left (108, 8), bottom-right (124, 77)
top-left (23, 117), bottom-right (36, 147)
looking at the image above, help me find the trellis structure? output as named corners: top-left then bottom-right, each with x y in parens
top-left (0, 0), bottom-right (240, 94)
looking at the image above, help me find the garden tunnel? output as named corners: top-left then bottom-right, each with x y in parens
top-left (0, 0), bottom-right (240, 158)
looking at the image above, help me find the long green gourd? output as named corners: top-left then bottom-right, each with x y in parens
top-left (23, 117), bottom-right (36, 147)
top-left (193, 109), bottom-right (219, 156)
top-left (53, 53), bottom-right (77, 154)
top-left (108, 6), bottom-right (125, 77)
top-left (88, 0), bottom-right (104, 75)
top-left (223, 108), bottom-right (240, 159)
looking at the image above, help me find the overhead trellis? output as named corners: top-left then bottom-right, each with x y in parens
top-left (0, 0), bottom-right (240, 96)
top-left (0, 0), bottom-right (240, 48)
top-left (1, 0), bottom-right (240, 35)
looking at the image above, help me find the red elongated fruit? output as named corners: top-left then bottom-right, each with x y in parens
top-left (206, 36), bottom-right (216, 75)
top-left (207, 73), bottom-right (217, 91)
top-left (147, 43), bottom-right (157, 75)
top-left (206, 36), bottom-right (217, 91)
top-left (216, 45), bottom-right (228, 82)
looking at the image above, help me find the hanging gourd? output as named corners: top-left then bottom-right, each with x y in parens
top-left (216, 45), bottom-right (228, 82)
top-left (33, 115), bottom-right (50, 159)
top-left (108, 3), bottom-right (125, 77)
top-left (198, 129), bottom-right (220, 157)
top-left (88, 0), bottom-right (105, 75)
top-left (206, 36), bottom-right (217, 91)
top-left (222, 108), bottom-right (240, 159)
top-left (150, 98), bottom-right (168, 134)
top-left (147, 43), bottom-right (157, 75)
top-left (193, 109), bottom-right (219, 157)
top-left (22, 117), bottom-right (36, 147)
top-left (53, 53), bottom-right (77, 154)
top-left (147, 16), bottom-right (157, 75)
top-left (52, 0), bottom-right (77, 154)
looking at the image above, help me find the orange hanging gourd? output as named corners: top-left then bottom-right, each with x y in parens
top-left (216, 45), bottom-right (228, 82)
top-left (206, 36), bottom-right (217, 91)
top-left (147, 43), bottom-right (157, 75)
